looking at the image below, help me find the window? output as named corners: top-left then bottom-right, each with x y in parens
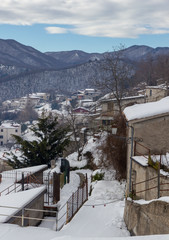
top-left (1, 129), bottom-right (3, 132)
top-left (0, 141), bottom-right (3, 146)
top-left (0, 135), bottom-right (3, 139)
top-left (150, 89), bottom-right (152, 96)
top-left (15, 129), bottom-right (18, 133)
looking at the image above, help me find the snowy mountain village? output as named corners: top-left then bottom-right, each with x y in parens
top-left (0, 81), bottom-right (169, 240)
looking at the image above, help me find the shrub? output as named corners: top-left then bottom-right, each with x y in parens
top-left (92, 171), bottom-right (104, 181)
top-left (148, 155), bottom-right (159, 170)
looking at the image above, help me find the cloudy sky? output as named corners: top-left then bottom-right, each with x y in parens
top-left (1, 0), bottom-right (169, 53)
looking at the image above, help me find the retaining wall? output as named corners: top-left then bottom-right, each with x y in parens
top-left (124, 199), bottom-right (169, 236)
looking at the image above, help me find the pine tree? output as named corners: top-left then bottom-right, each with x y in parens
top-left (8, 113), bottom-right (70, 168)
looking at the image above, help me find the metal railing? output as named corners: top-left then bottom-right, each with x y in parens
top-left (134, 141), bottom-right (151, 159)
top-left (56, 175), bottom-right (88, 230)
top-left (0, 172), bottom-right (43, 197)
top-left (0, 205), bottom-right (57, 230)
top-left (0, 183), bottom-right (22, 196)
top-left (131, 174), bottom-right (169, 200)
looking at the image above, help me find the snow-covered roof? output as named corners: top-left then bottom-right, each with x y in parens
top-left (0, 122), bottom-right (20, 129)
top-left (101, 94), bottom-right (145, 103)
top-left (0, 186), bottom-right (46, 223)
top-left (132, 153), bottom-right (169, 176)
top-left (146, 84), bottom-right (167, 90)
top-left (124, 97), bottom-right (169, 121)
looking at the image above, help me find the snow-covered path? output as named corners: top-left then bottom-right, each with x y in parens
top-left (59, 178), bottom-right (129, 238)
top-left (0, 175), bottom-right (169, 240)
top-left (60, 199), bottom-right (129, 238)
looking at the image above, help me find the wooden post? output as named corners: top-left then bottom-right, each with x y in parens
top-left (53, 172), bottom-right (60, 204)
top-left (72, 193), bottom-right (74, 216)
top-left (55, 211), bottom-right (58, 231)
top-left (21, 208), bottom-right (24, 227)
top-left (22, 173), bottom-right (24, 191)
top-left (86, 173), bottom-right (88, 200)
top-left (77, 189), bottom-right (79, 210)
top-left (66, 202), bottom-right (69, 224)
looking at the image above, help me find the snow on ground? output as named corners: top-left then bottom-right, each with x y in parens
top-left (0, 175), bottom-right (169, 240)
top-left (0, 186), bottom-right (46, 223)
top-left (0, 165), bottom-right (47, 194)
top-left (0, 167), bottom-right (168, 239)
top-left (67, 132), bottom-right (107, 166)
top-left (132, 154), bottom-right (169, 176)
top-left (58, 177), bottom-right (128, 238)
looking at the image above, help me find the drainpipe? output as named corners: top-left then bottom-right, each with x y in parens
top-left (129, 125), bottom-right (134, 193)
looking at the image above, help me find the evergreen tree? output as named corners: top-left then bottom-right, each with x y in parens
top-left (8, 113), bottom-right (70, 168)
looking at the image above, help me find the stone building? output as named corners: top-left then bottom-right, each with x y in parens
top-left (145, 85), bottom-right (168, 102)
top-left (98, 94), bottom-right (145, 127)
top-left (123, 97), bottom-right (169, 236)
top-left (0, 121), bottom-right (21, 146)
top-left (123, 97), bottom-right (169, 196)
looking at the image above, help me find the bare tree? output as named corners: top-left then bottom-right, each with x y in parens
top-left (63, 109), bottom-right (87, 161)
top-left (154, 55), bottom-right (169, 95)
top-left (17, 103), bottom-right (38, 123)
top-left (135, 55), bottom-right (156, 86)
top-left (96, 45), bottom-right (133, 114)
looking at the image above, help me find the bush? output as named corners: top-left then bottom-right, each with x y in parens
top-left (148, 155), bottom-right (159, 170)
top-left (83, 151), bottom-right (97, 170)
top-left (92, 171), bottom-right (104, 181)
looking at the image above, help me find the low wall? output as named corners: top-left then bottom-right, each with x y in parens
top-left (6, 188), bottom-right (46, 227)
top-left (124, 199), bottom-right (169, 236)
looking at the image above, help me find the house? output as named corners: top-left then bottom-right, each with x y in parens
top-left (73, 107), bottom-right (90, 114)
top-left (0, 121), bottom-right (21, 145)
top-left (123, 97), bottom-right (169, 236)
top-left (123, 97), bottom-right (169, 197)
top-left (98, 94), bottom-right (145, 127)
top-left (19, 96), bottom-right (40, 109)
top-left (80, 99), bottom-right (94, 108)
top-left (2, 99), bottom-right (20, 110)
top-left (145, 84), bottom-right (168, 102)
top-left (83, 89), bottom-right (101, 100)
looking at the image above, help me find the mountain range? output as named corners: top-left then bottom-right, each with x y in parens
top-left (0, 39), bottom-right (169, 101)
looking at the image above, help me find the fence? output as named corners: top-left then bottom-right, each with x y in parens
top-left (0, 171), bottom-right (43, 197)
top-left (0, 205), bottom-right (57, 230)
top-left (56, 174), bottom-right (88, 230)
top-left (134, 141), bottom-right (151, 158)
top-left (0, 175), bottom-right (88, 231)
top-left (131, 173), bottom-right (169, 200)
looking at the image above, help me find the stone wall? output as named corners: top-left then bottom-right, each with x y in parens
top-left (124, 199), bottom-right (169, 236)
top-left (134, 115), bottom-right (169, 155)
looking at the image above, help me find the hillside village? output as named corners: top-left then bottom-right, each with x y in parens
top-left (0, 77), bottom-right (169, 238)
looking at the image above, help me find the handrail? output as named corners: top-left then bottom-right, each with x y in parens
top-left (133, 176), bottom-right (158, 186)
top-left (0, 183), bottom-right (22, 196)
top-left (134, 141), bottom-right (151, 158)
top-left (0, 172), bottom-right (42, 197)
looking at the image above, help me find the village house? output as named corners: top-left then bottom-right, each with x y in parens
top-left (123, 96), bottom-right (169, 197)
top-left (19, 95), bottom-right (40, 109)
top-left (98, 94), bottom-right (145, 128)
top-left (0, 121), bottom-right (21, 146)
top-left (73, 107), bottom-right (90, 114)
top-left (145, 84), bottom-right (168, 102)
top-left (123, 97), bottom-right (169, 235)
top-left (83, 88), bottom-right (101, 100)
top-left (2, 99), bottom-right (20, 110)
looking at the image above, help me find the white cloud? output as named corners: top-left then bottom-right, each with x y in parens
top-left (45, 27), bottom-right (68, 34)
top-left (1, 0), bottom-right (169, 38)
